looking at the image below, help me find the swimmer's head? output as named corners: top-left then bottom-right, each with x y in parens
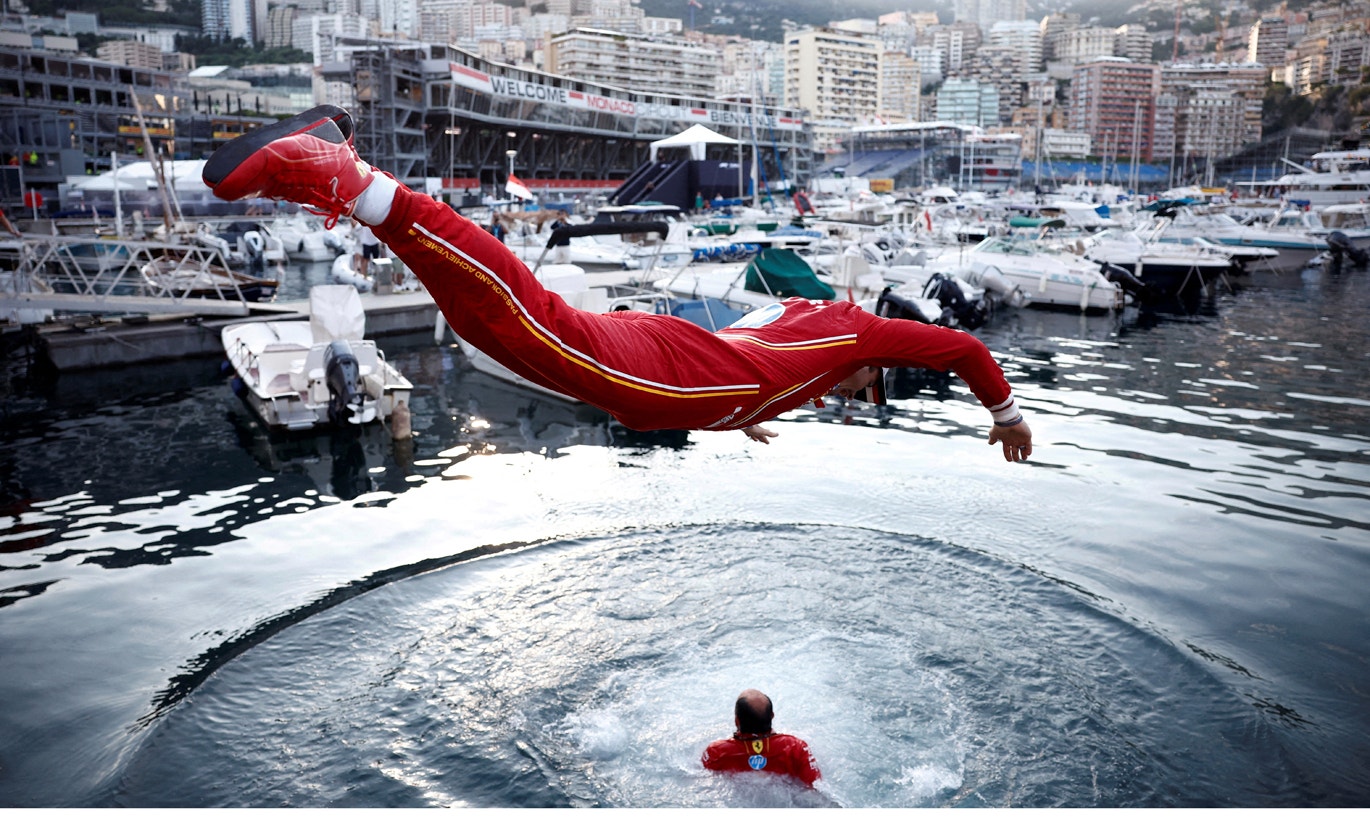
top-left (735, 689), bottom-right (775, 734)
top-left (835, 366), bottom-right (886, 405)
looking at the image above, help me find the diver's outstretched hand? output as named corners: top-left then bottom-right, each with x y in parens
top-left (743, 425), bottom-right (778, 444)
top-left (988, 420), bottom-right (1033, 463)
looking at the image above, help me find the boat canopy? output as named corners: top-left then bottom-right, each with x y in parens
top-left (743, 248), bottom-right (836, 300)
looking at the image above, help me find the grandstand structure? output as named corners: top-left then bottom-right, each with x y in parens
top-left (318, 39), bottom-right (816, 201)
top-left (819, 122), bottom-right (1023, 193)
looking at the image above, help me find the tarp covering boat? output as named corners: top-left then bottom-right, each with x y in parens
top-left (309, 284), bottom-right (366, 343)
top-left (743, 248), bottom-right (836, 300)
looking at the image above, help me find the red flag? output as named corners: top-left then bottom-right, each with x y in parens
top-left (505, 174), bottom-right (533, 201)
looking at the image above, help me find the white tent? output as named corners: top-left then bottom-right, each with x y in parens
top-left (71, 160), bottom-right (211, 195)
top-left (649, 124), bottom-right (739, 162)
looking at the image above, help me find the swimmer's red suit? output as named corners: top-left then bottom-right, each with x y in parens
top-left (373, 187), bottom-right (1022, 432)
top-left (702, 733), bottom-right (822, 787)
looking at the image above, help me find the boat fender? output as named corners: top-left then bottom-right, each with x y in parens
top-left (391, 400), bottom-right (412, 440)
top-left (323, 340), bottom-right (366, 425)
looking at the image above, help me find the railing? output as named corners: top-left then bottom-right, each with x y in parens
top-left (0, 233), bottom-right (263, 316)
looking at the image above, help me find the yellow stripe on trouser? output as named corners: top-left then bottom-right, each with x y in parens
top-left (513, 313), bottom-right (758, 401)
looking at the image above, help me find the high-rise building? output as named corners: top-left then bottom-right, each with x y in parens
top-left (1248, 17), bottom-right (1289, 69)
top-left (1056, 27), bottom-right (1118, 64)
top-left (923, 22), bottom-right (981, 73)
top-left (879, 51), bottom-right (921, 123)
top-left (1068, 58), bottom-right (1159, 161)
top-left (969, 44), bottom-right (1022, 125)
top-left (936, 77), bottom-right (998, 128)
top-left (1153, 63), bottom-right (1266, 164)
top-left (96, 40), bottom-right (165, 71)
top-left (910, 45), bottom-right (945, 83)
top-left (953, 0), bottom-right (1027, 32)
top-left (545, 28), bottom-right (717, 100)
top-left (203, 0), bottom-right (255, 42)
top-left (1114, 25), bottom-right (1152, 63)
top-left (784, 26), bottom-right (882, 153)
top-left (1284, 28), bottom-right (1370, 96)
top-left (1039, 12), bottom-right (1080, 63)
top-left (988, 20), bottom-right (1042, 75)
top-left (264, 5), bottom-right (298, 50)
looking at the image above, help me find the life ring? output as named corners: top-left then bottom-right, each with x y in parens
top-left (793, 191), bottom-right (814, 215)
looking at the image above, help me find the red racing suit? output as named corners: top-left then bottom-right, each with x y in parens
top-left (702, 732), bottom-right (822, 787)
top-left (373, 186), bottom-right (1022, 432)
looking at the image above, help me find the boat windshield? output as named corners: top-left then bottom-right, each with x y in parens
top-left (976, 236), bottom-right (1040, 256)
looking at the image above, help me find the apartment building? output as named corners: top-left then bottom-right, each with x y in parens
top-left (1247, 16), bottom-right (1289, 70)
top-left (784, 26), bottom-right (882, 153)
top-left (96, 40), bottom-right (164, 72)
top-left (922, 22), bottom-right (981, 74)
top-left (1115, 25), bottom-right (1152, 63)
top-left (1285, 27), bottom-right (1370, 94)
top-left (969, 44), bottom-right (1023, 125)
top-left (936, 77), bottom-right (998, 128)
top-left (988, 20), bottom-right (1042, 75)
top-left (1056, 27), bottom-right (1119, 64)
top-left (879, 51), bottom-right (921, 123)
top-left (546, 28), bottom-right (717, 99)
top-left (953, 0), bottom-right (1028, 31)
top-left (1068, 57), bottom-right (1159, 161)
top-left (1039, 12), bottom-right (1081, 63)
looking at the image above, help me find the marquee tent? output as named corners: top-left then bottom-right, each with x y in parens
top-left (649, 124), bottom-right (739, 162)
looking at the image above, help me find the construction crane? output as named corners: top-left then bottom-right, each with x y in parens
top-left (1172, 1), bottom-right (1181, 62)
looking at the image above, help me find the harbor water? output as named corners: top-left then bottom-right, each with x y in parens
top-left (1, 260), bottom-right (1367, 807)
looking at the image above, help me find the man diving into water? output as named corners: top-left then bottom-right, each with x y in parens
top-left (202, 106), bottom-right (1033, 461)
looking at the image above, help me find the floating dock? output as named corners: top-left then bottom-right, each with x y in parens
top-left (19, 289), bottom-right (440, 372)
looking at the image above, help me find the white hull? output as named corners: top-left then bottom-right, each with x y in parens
top-left (221, 286), bottom-right (413, 431)
top-left (931, 239), bottom-right (1124, 311)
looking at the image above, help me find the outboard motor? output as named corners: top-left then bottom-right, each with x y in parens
top-left (241, 230), bottom-right (266, 273)
top-left (323, 340), bottom-right (368, 425)
top-left (923, 272), bottom-right (991, 330)
top-left (876, 286), bottom-right (952, 327)
top-left (1100, 262), bottom-right (1153, 301)
top-left (1327, 230), bottom-right (1370, 268)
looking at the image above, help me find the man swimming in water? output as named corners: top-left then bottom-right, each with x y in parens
top-left (202, 106), bottom-right (1033, 461)
top-left (702, 689), bottom-right (821, 787)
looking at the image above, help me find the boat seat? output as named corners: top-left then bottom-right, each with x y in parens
top-left (288, 359), bottom-right (308, 393)
top-left (265, 373), bottom-right (295, 396)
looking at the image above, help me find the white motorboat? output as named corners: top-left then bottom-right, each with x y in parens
top-left (329, 253), bottom-right (377, 292)
top-left (654, 247), bottom-right (856, 313)
top-left (504, 227), bottom-right (642, 271)
top-left (1241, 149), bottom-right (1370, 208)
top-left (927, 234), bottom-right (1125, 311)
top-left (1074, 227), bottom-right (1235, 297)
top-left (1266, 206), bottom-right (1370, 250)
top-left (221, 285), bottom-right (413, 431)
top-left (271, 213), bottom-right (349, 261)
top-left (1161, 207), bottom-right (1327, 271)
